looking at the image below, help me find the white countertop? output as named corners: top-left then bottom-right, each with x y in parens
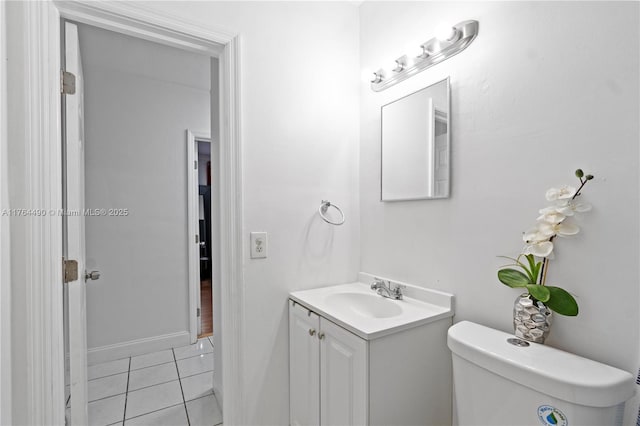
top-left (289, 279), bottom-right (454, 340)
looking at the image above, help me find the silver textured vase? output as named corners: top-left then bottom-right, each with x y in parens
top-left (513, 293), bottom-right (552, 343)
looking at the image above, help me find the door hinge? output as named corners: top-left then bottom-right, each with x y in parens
top-left (63, 259), bottom-right (79, 283)
top-left (194, 160), bottom-right (198, 170)
top-left (196, 234), bottom-right (199, 244)
top-left (61, 70), bottom-right (76, 95)
top-left (197, 308), bottom-right (201, 317)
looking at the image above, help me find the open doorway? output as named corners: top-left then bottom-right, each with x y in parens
top-left (62, 20), bottom-right (222, 425)
top-left (186, 130), bottom-right (218, 346)
top-left (15, 2), bottom-right (243, 424)
top-left (197, 139), bottom-right (213, 338)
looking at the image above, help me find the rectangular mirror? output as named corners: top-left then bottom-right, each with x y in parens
top-left (381, 77), bottom-right (450, 201)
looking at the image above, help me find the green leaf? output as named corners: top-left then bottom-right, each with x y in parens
top-left (498, 269), bottom-right (531, 288)
top-left (525, 284), bottom-right (550, 302)
top-left (524, 254), bottom-right (541, 283)
top-left (575, 169), bottom-right (584, 178)
top-left (545, 286), bottom-right (579, 316)
top-left (498, 255), bottom-right (528, 271)
top-left (533, 261), bottom-right (542, 283)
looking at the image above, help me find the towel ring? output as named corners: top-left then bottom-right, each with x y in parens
top-left (318, 200), bottom-right (345, 226)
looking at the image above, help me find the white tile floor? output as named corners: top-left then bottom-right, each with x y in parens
top-left (68, 336), bottom-right (222, 426)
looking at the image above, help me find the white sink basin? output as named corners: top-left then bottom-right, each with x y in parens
top-left (325, 292), bottom-right (403, 319)
top-left (289, 276), bottom-right (454, 340)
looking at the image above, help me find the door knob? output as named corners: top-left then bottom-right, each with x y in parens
top-left (85, 270), bottom-right (100, 281)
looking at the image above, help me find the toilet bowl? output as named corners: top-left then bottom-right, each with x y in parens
top-left (448, 321), bottom-right (635, 426)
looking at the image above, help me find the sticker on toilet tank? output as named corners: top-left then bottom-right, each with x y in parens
top-left (537, 405), bottom-right (568, 426)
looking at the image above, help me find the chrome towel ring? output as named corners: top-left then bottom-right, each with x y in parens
top-left (318, 200), bottom-right (345, 226)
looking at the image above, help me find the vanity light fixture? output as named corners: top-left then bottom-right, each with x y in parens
top-left (370, 20), bottom-right (479, 92)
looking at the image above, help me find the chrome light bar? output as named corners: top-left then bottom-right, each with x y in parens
top-left (371, 20), bottom-right (479, 92)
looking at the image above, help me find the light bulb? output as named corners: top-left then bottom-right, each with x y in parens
top-left (361, 68), bottom-right (375, 84)
top-left (392, 55), bottom-right (408, 72)
top-left (403, 42), bottom-right (424, 59)
top-left (435, 24), bottom-right (456, 41)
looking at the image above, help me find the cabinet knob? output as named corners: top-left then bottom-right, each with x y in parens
top-left (308, 328), bottom-right (316, 336)
top-left (318, 332), bottom-right (325, 340)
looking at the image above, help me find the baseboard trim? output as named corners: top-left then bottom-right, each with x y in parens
top-left (87, 331), bottom-right (190, 365)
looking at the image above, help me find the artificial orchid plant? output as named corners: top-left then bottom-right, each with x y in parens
top-left (497, 169), bottom-right (595, 316)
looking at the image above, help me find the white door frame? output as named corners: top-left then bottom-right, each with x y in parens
top-left (187, 130), bottom-right (212, 343)
top-left (21, 1), bottom-right (245, 424)
top-left (0, 1), bottom-right (12, 424)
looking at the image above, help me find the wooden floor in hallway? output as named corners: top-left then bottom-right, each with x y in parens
top-left (199, 279), bottom-right (213, 338)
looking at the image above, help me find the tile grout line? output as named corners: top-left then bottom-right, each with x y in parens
top-left (87, 370), bottom-right (129, 382)
top-left (90, 340), bottom-right (212, 376)
top-left (122, 357), bottom-right (131, 425)
top-left (87, 370), bottom-right (130, 382)
top-left (86, 375), bottom-right (186, 405)
top-left (129, 359), bottom-right (175, 373)
top-left (88, 341), bottom-right (212, 424)
top-left (120, 402), bottom-right (186, 423)
top-left (88, 354), bottom-right (205, 382)
top-left (85, 366), bottom-right (213, 407)
top-left (173, 347), bottom-right (191, 425)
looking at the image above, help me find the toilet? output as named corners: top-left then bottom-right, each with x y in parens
top-left (448, 321), bottom-right (635, 426)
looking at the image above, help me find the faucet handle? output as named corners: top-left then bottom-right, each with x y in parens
top-left (371, 277), bottom-right (385, 289)
top-left (390, 282), bottom-right (406, 299)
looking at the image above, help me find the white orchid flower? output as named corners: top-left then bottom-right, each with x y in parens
top-left (554, 200), bottom-right (592, 216)
top-left (522, 228), bottom-right (554, 256)
top-left (522, 228), bottom-right (548, 243)
top-left (545, 185), bottom-right (576, 202)
top-left (537, 221), bottom-right (580, 238)
top-left (523, 240), bottom-right (554, 257)
top-left (537, 207), bottom-right (566, 224)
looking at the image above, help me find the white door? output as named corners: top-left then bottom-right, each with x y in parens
top-left (64, 21), bottom-right (89, 426)
top-left (319, 318), bottom-right (368, 426)
top-left (289, 301), bottom-right (320, 426)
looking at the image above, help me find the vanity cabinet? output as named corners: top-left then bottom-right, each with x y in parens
top-left (289, 300), bottom-right (367, 426)
top-left (289, 296), bottom-right (452, 426)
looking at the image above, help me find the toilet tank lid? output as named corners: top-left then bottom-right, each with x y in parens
top-left (447, 321), bottom-right (635, 407)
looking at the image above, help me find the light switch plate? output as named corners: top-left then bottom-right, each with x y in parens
top-left (250, 232), bottom-right (267, 259)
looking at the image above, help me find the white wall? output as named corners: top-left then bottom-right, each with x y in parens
top-left (134, 2), bottom-right (361, 424)
top-left (6, 3), bottom-right (32, 421)
top-left (79, 24), bottom-right (211, 352)
top-left (0, 1), bottom-right (12, 423)
top-left (360, 0), bottom-right (639, 376)
top-left (3, 1), bottom-right (638, 424)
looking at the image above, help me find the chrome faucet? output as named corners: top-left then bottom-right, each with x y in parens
top-left (371, 278), bottom-right (405, 300)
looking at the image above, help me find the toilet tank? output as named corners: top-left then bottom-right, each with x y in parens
top-left (448, 321), bottom-right (635, 426)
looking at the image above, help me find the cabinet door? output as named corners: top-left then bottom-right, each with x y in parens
top-left (289, 301), bottom-right (320, 426)
top-left (320, 318), bottom-right (368, 426)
